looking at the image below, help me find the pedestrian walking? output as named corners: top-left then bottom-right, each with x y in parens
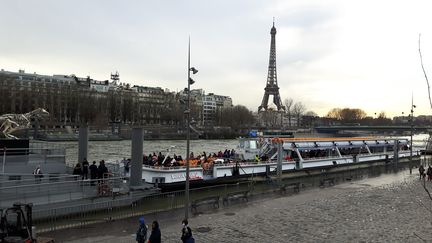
top-left (148, 220), bottom-right (161, 243)
top-left (427, 166), bottom-right (432, 181)
top-left (181, 219), bottom-right (194, 243)
top-left (419, 165), bottom-right (426, 179)
top-left (136, 216), bottom-right (147, 243)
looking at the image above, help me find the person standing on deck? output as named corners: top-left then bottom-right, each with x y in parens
top-left (72, 163), bottom-right (82, 180)
top-left (82, 158), bottom-right (89, 180)
top-left (33, 165), bottom-right (43, 182)
top-left (89, 161), bottom-right (98, 185)
top-left (98, 160), bottom-right (108, 179)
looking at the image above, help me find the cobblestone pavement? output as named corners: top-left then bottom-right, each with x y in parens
top-left (43, 170), bottom-right (432, 242)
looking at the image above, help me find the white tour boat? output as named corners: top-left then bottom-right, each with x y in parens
top-left (139, 136), bottom-right (419, 189)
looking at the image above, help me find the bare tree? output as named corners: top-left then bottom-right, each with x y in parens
top-left (284, 98), bottom-right (294, 127)
top-left (303, 111), bottom-right (318, 128)
top-left (419, 33), bottom-right (432, 109)
top-left (293, 102), bottom-right (306, 127)
top-left (304, 111), bottom-right (317, 117)
top-left (326, 108), bottom-right (342, 119)
top-left (377, 111), bottom-right (387, 119)
top-left (340, 108), bottom-right (366, 121)
top-left (215, 105), bottom-right (255, 128)
top-left (326, 108), bottom-right (366, 122)
top-left (261, 109), bottom-right (281, 128)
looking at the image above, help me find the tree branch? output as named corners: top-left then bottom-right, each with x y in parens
top-left (419, 33), bottom-right (432, 109)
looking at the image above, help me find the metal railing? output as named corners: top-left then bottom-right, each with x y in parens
top-left (0, 176), bottom-right (128, 206)
top-left (1, 147), bottom-right (66, 171)
top-left (32, 182), bottom-right (253, 232)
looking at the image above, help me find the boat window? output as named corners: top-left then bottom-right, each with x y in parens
top-left (294, 142), bottom-right (315, 148)
top-left (398, 140), bottom-right (408, 145)
top-left (249, 140), bottom-right (258, 149)
top-left (239, 141), bottom-right (245, 149)
top-left (364, 141), bottom-right (378, 146)
top-left (298, 147), bottom-right (343, 160)
top-left (369, 146), bottom-right (385, 153)
top-left (315, 142), bottom-right (334, 148)
top-left (335, 141), bottom-right (350, 147)
top-left (350, 141), bottom-right (365, 146)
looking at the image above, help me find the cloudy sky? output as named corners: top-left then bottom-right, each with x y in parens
top-left (1, 0), bottom-right (432, 117)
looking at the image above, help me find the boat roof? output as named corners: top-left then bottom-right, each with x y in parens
top-left (275, 137), bottom-right (408, 149)
top-left (272, 137), bottom-right (407, 142)
top-left (272, 137), bottom-right (372, 142)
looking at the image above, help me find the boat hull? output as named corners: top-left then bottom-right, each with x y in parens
top-left (152, 154), bottom-right (420, 192)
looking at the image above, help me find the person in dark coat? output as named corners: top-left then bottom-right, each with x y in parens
top-left (89, 161), bottom-right (98, 185)
top-left (181, 219), bottom-right (193, 243)
top-left (427, 166), bottom-right (432, 181)
top-left (82, 158), bottom-right (89, 180)
top-left (72, 163), bottom-right (82, 180)
top-left (148, 220), bottom-right (161, 243)
top-left (419, 165), bottom-right (426, 179)
top-left (98, 160), bottom-right (108, 179)
top-left (136, 216), bottom-right (147, 243)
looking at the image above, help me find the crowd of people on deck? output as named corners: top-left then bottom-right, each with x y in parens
top-left (72, 158), bottom-right (109, 182)
top-left (120, 149), bottom-right (236, 170)
top-left (67, 148), bottom-right (237, 181)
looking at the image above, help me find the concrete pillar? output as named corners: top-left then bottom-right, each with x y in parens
top-left (130, 127), bottom-right (143, 188)
top-left (277, 142), bottom-right (282, 185)
top-left (78, 125), bottom-right (89, 163)
top-left (393, 139), bottom-right (399, 165)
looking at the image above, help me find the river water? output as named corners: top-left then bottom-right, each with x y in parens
top-left (35, 133), bottom-right (430, 167)
top-left (39, 139), bottom-right (238, 166)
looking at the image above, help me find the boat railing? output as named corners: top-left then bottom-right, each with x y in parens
top-left (1, 147), bottom-right (66, 164)
top-left (301, 156), bottom-right (346, 161)
top-left (0, 173), bottom-right (76, 186)
top-left (0, 176), bottom-right (128, 206)
top-left (142, 165), bottom-right (199, 171)
top-left (1, 147), bottom-right (65, 155)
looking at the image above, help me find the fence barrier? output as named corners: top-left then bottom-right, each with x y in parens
top-left (30, 157), bottom-right (421, 233)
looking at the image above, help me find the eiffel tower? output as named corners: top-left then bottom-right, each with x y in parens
top-left (258, 21), bottom-right (285, 112)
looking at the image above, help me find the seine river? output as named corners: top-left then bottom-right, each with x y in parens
top-left (40, 139), bottom-right (239, 166)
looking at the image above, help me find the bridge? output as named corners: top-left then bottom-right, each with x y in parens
top-left (315, 125), bottom-right (432, 134)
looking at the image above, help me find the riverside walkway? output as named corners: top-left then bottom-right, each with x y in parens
top-left (42, 169), bottom-right (432, 242)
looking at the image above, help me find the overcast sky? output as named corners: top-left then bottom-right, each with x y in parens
top-left (1, 0), bottom-right (432, 117)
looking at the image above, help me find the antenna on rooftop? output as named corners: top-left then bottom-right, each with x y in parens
top-left (111, 71), bottom-right (119, 85)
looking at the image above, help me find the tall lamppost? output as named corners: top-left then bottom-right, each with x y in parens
top-left (185, 37), bottom-right (198, 219)
top-left (409, 101), bottom-right (416, 174)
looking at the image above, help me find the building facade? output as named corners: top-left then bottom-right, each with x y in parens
top-left (0, 69), bottom-right (233, 128)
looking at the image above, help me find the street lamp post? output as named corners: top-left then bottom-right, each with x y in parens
top-left (185, 37), bottom-right (198, 220)
top-left (409, 101), bottom-right (416, 174)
